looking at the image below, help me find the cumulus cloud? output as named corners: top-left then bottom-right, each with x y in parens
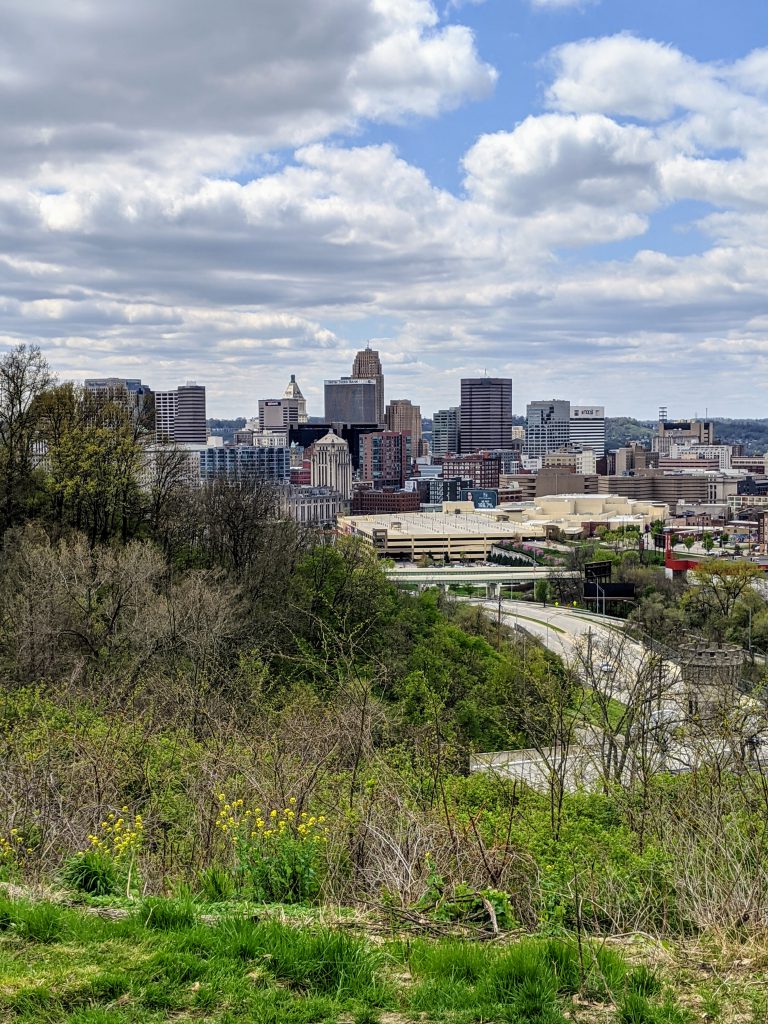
top-left (546, 34), bottom-right (768, 151)
top-left (0, 0), bottom-right (495, 180)
top-left (546, 35), bottom-right (708, 120)
top-left (0, 4), bottom-right (767, 415)
top-left (463, 114), bottom-right (663, 221)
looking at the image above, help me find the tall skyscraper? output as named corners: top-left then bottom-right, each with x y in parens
top-left (352, 345), bottom-right (384, 425)
top-left (525, 400), bottom-right (570, 459)
top-left (155, 382), bottom-right (207, 444)
top-left (459, 378), bottom-right (512, 453)
top-left (283, 374), bottom-right (308, 423)
top-left (385, 399), bottom-right (421, 449)
top-left (432, 407), bottom-right (460, 458)
top-left (324, 377), bottom-right (378, 424)
top-left (310, 431), bottom-right (352, 499)
top-left (569, 406), bottom-right (606, 457)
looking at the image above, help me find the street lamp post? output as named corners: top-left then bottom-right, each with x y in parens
top-left (595, 580), bottom-right (606, 616)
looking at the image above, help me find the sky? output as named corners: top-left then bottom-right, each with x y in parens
top-left (1, 0), bottom-right (767, 420)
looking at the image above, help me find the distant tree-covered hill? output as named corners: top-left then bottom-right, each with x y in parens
top-left (207, 417), bottom-right (246, 442)
top-left (606, 416), bottom-right (768, 453)
top-left (713, 419), bottom-right (768, 453)
top-left (605, 417), bottom-right (655, 450)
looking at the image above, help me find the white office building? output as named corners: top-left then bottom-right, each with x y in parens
top-left (569, 406), bottom-right (606, 457)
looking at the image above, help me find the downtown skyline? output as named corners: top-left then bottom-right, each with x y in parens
top-left (1, 0), bottom-right (767, 418)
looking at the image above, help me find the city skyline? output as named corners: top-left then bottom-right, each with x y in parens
top-left (1, 1), bottom-right (766, 416)
top-left (69, 360), bottom-right (728, 427)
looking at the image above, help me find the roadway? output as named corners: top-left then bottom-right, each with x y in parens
top-left (473, 599), bottom-right (677, 704)
top-left (473, 599), bottom-right (621, 660)
top-left (385, 565), bottom-right (580, 587)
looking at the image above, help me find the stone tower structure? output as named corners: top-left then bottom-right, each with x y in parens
top-left (679, 641), bottom-right (745, 726)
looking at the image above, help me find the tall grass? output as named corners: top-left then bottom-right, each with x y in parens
top-left (136, 895), bottom-right (198, 931)
top-left (0, 899), bottom-right (692, 1024)
top-left (14, 902), bottom-right (65, 944)
top-left (215, 917), bottom-right (389, 1000)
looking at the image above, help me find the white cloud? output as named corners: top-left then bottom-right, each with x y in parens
top-left (546, 34), bottom-right (768, 154)
top-left (0, 7), bottom-right (767, 415)
top-left (728, 48), bottom-right (768, 96)
top-left (463, 114), bottom-right (663, 218)
top-left (546, 35), bottom-right (706, 120)
top-left (0, 0), bottom-right (496, 180)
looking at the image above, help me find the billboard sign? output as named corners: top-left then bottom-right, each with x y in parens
top-left (461, 488), bottom-right (498, 509)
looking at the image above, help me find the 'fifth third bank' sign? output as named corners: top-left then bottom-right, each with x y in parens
top-left (461, 488), bottom-right (498, 509)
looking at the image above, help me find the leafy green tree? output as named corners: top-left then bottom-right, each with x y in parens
top-left (42, 393), bottom-right (144, 545)
top-left (0, 344), bottom-right (53, 531)
top-left (688, 559), bottom-right (763, 619)
top-left (650, 519), bottom-right (665, 549)
top-left (629, 591), bottom-right (687, 644)
top-left (683, 559), bottom-right (764, 640)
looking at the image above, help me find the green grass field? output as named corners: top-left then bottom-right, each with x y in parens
top-left (3, 893), bottom-right (766, 1024)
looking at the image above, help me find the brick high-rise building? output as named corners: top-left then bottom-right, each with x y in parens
top-left (442, 452), bottom-right (501, 489)
top-left (352, 345), bottom-right (384, 425)
top-left (385, 399), bottom-right (421, 449)
top-left (459, 378), bottom-right (512, 453)
top-left (360, 431), bottom-right (411, 488)
top-left (351, 489), bottom-right (421, 514)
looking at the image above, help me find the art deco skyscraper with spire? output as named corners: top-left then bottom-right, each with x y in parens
top-left (351, 345), bottom-right (384, 426)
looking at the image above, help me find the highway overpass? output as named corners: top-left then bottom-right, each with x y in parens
top-left (385, 564), bottom-right (580, 597)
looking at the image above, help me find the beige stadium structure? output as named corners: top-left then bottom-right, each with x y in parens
top-left (338, 494), bottom-right (668, 562)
